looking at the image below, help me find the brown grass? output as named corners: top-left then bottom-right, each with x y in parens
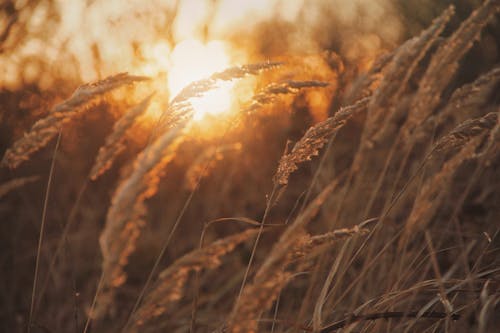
top-left (127, 228), bottom-right (260, 332)
top-left (1, 73), bottom-right (148, 169)
top-left (0, 175), bottom-right (39, 199)
top-left (90, 94), bottom-right (154, 180)
top-left (95, 62), bottom-right (284, 319)
top-left (1, 1), bottom-right (499, 333)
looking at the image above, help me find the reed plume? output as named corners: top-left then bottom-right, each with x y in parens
top-left (1, 73), bottom-right (148, 169)
top-left (183, 79), bottom-right (329, 190)
top-left (342, 3), bottom-right (497, 223)
top-left (228, 183), bottom-right (336, 332)
top-left (95, 122), bottom-right (186, 319)
top-left (160, 62), bottom-right (283, 131)
top-left (243, 80), bottom-right (329, 114)
top-left (342, 51), bottom-right (393, 104)
top-left (432, 112), bottom-right (498, 155)
top-left (401, 112), bottom-right (498, 246)
top-left (96, 63), bottom-right (282, 318)
top-left (480, 115), bottom-right (500, 164)
top-left (2, 2), bottom-right (498, 332)
top-left (127, 229), bottom-right (259, 332)
top-left (415, 67), bottom-right (500, 143)
top-left (405, 0), bottom-right (499, 138)
top-left (366, 5), bottom-right (454, 144)
top-left (291, 224), bottom-right (370, 261)
top-left (0, 175), bottom-right (38, 199)
top-left (348, 5), bottom-right (454, 184)
top-left (438, 67), bottom-right (500, 124)
top-left (90, 94), bottom-right (154, 180)
top-left (184, 143), bottom-right (242, 191)
top-left (274, 97), bottom-right (369, 186)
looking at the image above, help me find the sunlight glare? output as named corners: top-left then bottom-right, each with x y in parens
top-left (168, 39), bottom-right (234, 121)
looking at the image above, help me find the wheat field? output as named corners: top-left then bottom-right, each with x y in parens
top-left (0, 1), bottom-right (499, 332)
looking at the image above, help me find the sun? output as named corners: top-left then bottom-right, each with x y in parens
top-left (168, 39), bottom-right (235, 121)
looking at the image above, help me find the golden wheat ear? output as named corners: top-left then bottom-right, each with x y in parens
top-left (1, 73), bottom-right (149, 169)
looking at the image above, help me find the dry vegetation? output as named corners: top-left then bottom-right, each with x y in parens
top-left (1, 1), bottom-right (499, 333)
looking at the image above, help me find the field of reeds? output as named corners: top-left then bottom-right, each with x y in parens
top-left (1, 1), bottom-right (499, 332)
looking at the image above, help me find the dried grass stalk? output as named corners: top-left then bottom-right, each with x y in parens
top-left (127, 229), bottom-right (259, 332)
top-left (96, 63), bottom-right (281, 318)
top-left (401, 138), bottom-right (480, 241)
top-left (274, 97), bottom-right (370, 185)
top-left (228, 183), bottom-right (336, 333)
top-left (367, 5), bottom-right (454, 143)
top-left (399, 113), bottom-right (498, 244)
top-left (432, 112), bottom-right (498, 154)
top-left (161, 62), bottom-right (283, 130)
top-left (0, 175), bottom-right (38, 199)
top-left (292, 225), bottom-right (370, 261)
top-left (343, 51), bottom-right (393, 104)
top-left (405, 0), bottom-right (499, 137)
top-left (1, 73), bottom-right (148, 169)
top-left (416, 67), bottom-right (500, 142)
top-left (90, 94), bottom-right (154, 180)
top-left (437, 67), bottom-right (500, 123)
top-left (184, 143), bottom-right (242, 191)
top-left (342, 7), bottom-right (455, 222)
top-left (480, 113), bottom-right (500, 165)
top-left (243, 80), bottom-right (328, 114)
top-left (96, 122), bottom-right (186, 319)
